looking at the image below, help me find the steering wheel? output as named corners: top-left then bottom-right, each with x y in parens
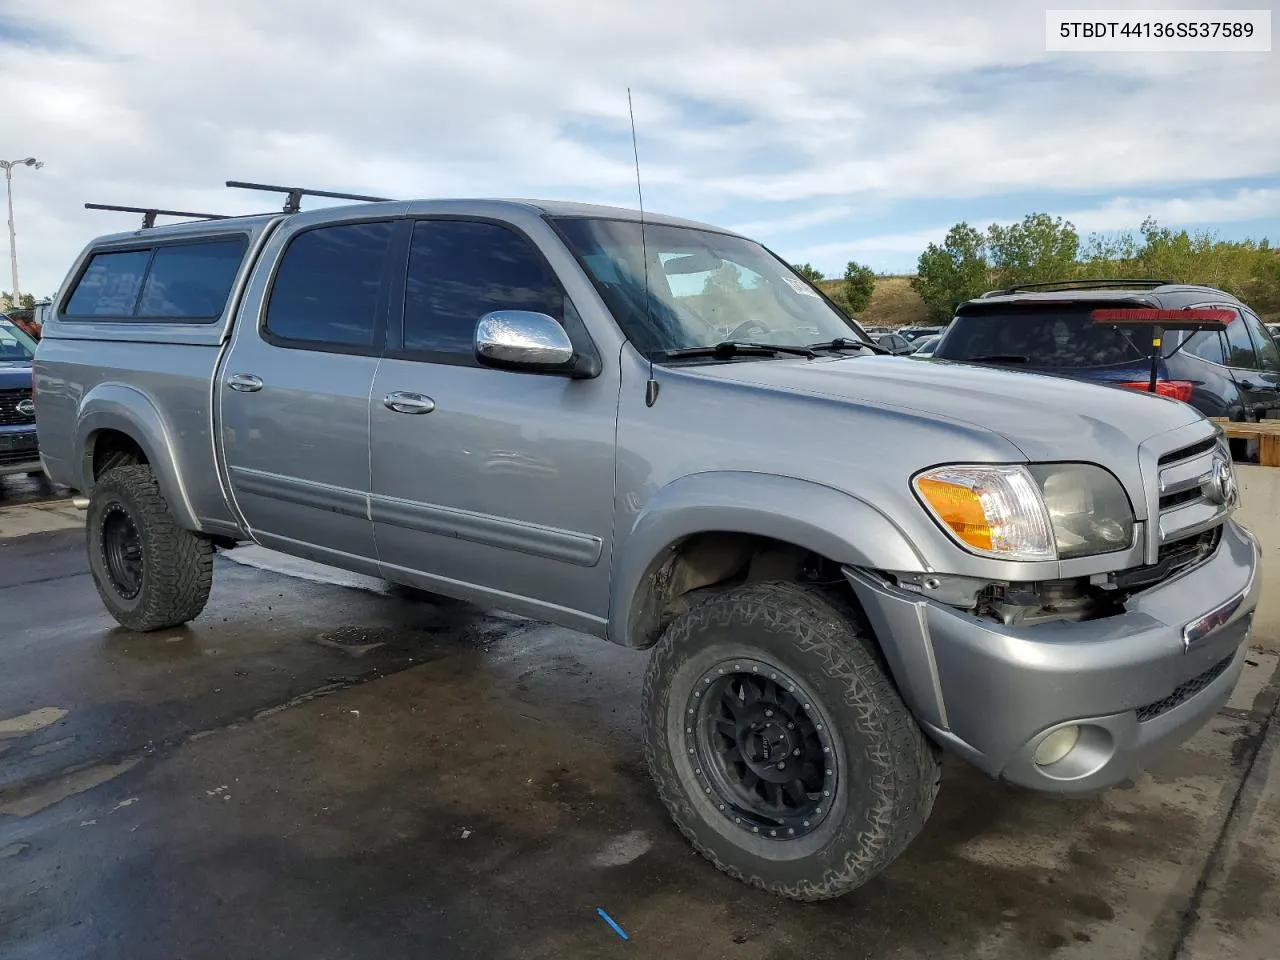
top-left (725, 318), bottom-right (771, 341)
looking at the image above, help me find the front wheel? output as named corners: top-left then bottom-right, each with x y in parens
top-left (641, 581), bottom-right (940, 901)
top-left (86, 464), bottom-right (213, 631)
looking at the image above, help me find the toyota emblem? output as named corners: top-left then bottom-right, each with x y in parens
top-left (1203, 455), bottom-right (1237, 506)
top-left (15, 398), bottom-right (35, 418)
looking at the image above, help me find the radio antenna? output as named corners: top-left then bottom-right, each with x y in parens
top-left (628, 88), bottom-right (660, 407)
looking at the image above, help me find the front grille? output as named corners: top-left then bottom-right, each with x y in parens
top-left (1159, 488), bottom-right (1202, 510)
top-left (1158, 437), bottom-right (1216, 466)
top-left (1153, 436), bottom-right (1232, 551)
top-left (1136, 655), bottom-right (1233, 722)
top-left (0, 388), bottom-right (34, 426)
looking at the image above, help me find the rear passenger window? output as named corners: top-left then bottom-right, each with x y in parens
top-left (64, 237), bottom-right (248, 321)
top-left (64, 250), bottom-right (151, 317)
top-left (137, 238), bottom-right (246, 318)
top-left (401, 220), bottom-right (564, 360)
top-left (265, 221), bottom-right (394, 349)
top-left (1184, 330), bottom-right (1226, 364)
top-left (1224, 315), bottom-right (1257, 368)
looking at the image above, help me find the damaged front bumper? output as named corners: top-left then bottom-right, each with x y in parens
top-left (845, 517), bottom-right (1260, 794)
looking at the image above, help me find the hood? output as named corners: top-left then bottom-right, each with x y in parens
top-left (672, 353), bottom-right (1204, 462)
top-left (0, 363), bottom-right (33, 391)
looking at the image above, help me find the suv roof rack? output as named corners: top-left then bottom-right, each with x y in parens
top-left (225, 180), bottom-right (393, 214)
top-left (84, 203), bottom-right (232, 229)
top-left (980, 278), bottom-right (1177, 297)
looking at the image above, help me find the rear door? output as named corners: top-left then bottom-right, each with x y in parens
top-left (1239, 308), bottom-right (1280, 418)
top-left (218, 217), bottom-right (398, 571)
top-left (1181, 307), bottom-right (1280, 420)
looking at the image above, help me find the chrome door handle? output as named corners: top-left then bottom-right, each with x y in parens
top-left (383, 392), bottom-right (435, 415)
top-left (228, 373), bottom-right (264, 393)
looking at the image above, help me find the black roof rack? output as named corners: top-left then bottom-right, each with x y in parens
top-left (85, 203), bottom-right (232, 229)
top-left (980, 278), bottom-right (1177, 298)
top-left (225, 180), bottom-right (393, 214)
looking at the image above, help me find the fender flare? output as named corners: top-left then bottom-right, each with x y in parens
top-left (75, 383), bottom-right (201, 531)
top-left (607, 471), bottom-right (928, 648)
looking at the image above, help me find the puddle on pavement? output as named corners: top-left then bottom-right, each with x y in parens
top-left (0, 707), bottom-right (69, 739)
top-left (0, 757), bottom-right (141, 818)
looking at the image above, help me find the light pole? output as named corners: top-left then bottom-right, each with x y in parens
top-left (1, 157), bottom-right (43, 309)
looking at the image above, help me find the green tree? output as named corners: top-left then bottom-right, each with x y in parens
top-left (911, 222), bottom-right (989, 321)
top-left (986, 212), bottom-right (1079, 288)
top-left (0, 292), bottom-right (35, 312)
top-left (792, 263), bottom-right (824, 283)
top-left (842, 261), bottom-right (877, 313)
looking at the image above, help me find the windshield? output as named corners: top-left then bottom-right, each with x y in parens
top-left (0, 318), bottom-right (36, 363)
top-left (552, 218), bottom-right (866, 358)
top-left (940, 307), bottom-right (1149, 368)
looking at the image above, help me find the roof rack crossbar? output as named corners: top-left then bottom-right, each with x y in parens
top-left (981, 278), bottom-right (1177, 298)
top-left (85, 203), bottom-right (232, 229)
top-left (225, 180), bottom-right (393, 214)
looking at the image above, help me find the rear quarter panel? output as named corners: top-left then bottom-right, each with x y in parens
top-left (34, 216), bottom-right (283, 536)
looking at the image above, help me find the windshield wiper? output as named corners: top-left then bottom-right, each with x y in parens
top-left (960, 354), bottom-right (1031, 364)
top-left (808, 337), bottom-right (888, 355)
top-left (663, 341), bottom-right (818, 361)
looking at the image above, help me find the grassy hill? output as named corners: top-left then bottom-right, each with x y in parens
top-left (817, 275), bottom-right (930, 329)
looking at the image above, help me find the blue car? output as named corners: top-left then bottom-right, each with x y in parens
top-left (0, 314), bottom-right (41, 478)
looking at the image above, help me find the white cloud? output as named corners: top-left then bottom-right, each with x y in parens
top-left (1064, 188), bottom-right (1280, 234)
top-left (1, 0), bottom-right (1277, 296)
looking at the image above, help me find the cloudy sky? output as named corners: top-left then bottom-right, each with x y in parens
top-left (2, 0), bottom-right (1277, 298)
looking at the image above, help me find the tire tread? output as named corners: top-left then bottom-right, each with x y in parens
top-left (641, 580), bottom-right (941, 901)
top-left (88, 464), bottom-right (213, 632)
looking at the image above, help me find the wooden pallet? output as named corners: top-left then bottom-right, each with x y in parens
top-left (1209, 418), bottom-right (1280, 467)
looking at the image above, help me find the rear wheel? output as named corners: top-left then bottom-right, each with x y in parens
top-left (87, 465), bottom-right (213, 631)
top-left (642, 580), bottom-right (940, 901)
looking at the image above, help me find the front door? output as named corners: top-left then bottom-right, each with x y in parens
top-left (369, 218), bottom-right (617, 631)
top-left (219, 217), bottom-right (397, 571)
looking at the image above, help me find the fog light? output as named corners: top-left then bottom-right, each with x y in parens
top-left (1034, 725), bottom-right (1080, 766)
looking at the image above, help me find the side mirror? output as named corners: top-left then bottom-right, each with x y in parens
top-left (475, 311), bottom-right (576, 373)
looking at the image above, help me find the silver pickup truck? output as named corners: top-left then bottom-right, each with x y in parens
top-left (33, 192), bottom-right (1260, 901)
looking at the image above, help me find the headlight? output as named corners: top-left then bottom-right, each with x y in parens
top-left (913, 463), bottom-right (1133, 561)
top-left (1027, 464), bottom-right (1135, 559)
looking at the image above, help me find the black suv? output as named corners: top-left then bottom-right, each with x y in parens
top-left (931, 280), bottom-right (1280, 424)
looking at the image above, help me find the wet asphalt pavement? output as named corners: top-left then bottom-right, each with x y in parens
top-left (2, 484), bottom-right (1279, 960)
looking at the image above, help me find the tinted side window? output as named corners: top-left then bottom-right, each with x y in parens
top-left (1242, 311), bottom-right (1280, 372)
top-left (137, 238), bottom-right (247, 319)
top-left (1224, 315), bottom-right (1256, 368)
top-left (402, 220), bottom-right (563, 360)
top-left (1183, 330), bottom-right (1226, 364)
top-left (265, 221), bottom-right (394, 349)
top-left (65, 250), bottom-right (151, 317)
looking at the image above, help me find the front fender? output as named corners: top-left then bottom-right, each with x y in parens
top-left (75, 383), bottom-right (201, 531)
top-left (607, 471), bottom-right (928, 647)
